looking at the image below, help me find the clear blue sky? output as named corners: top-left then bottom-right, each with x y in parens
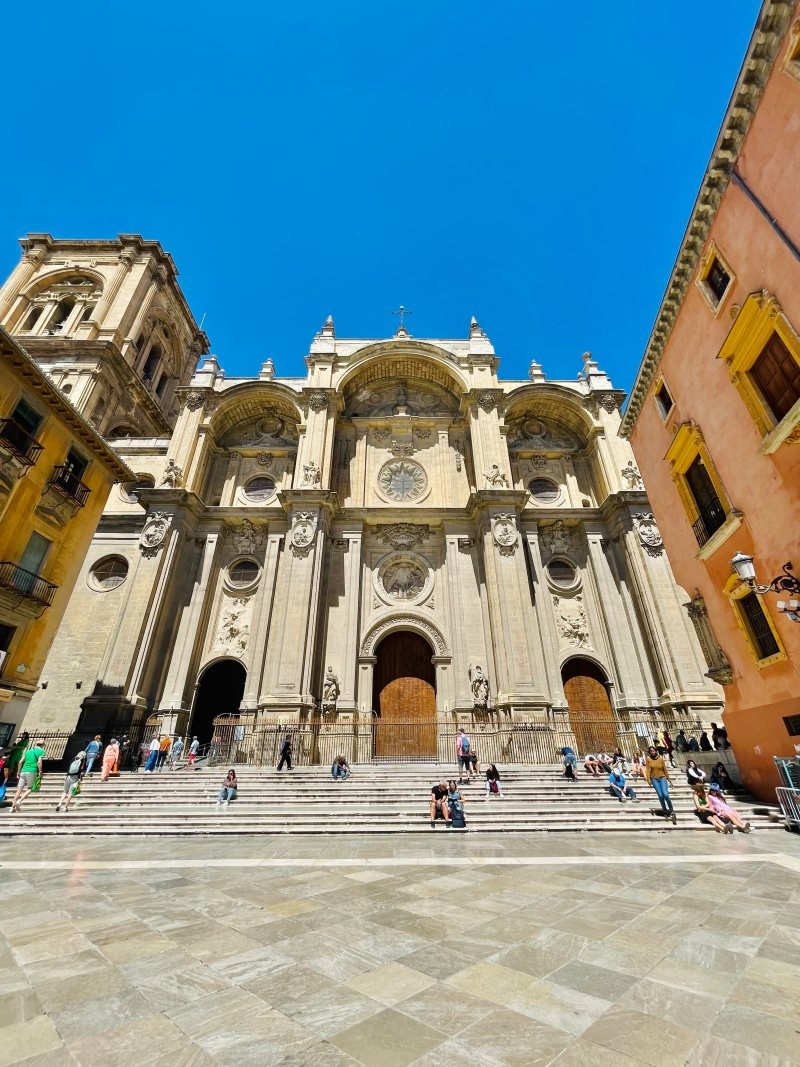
top-left (1, 1), bottom-right (761, 388)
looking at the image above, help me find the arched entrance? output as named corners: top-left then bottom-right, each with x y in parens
top-left (561, 657), bottom-right (617, 755)
top-left (191, 660), bottom-right (247, 744)
top-left (373, 631), bottom-right (437, 759)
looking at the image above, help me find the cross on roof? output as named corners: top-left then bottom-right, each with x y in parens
top-left (392, 305), bottom-right (412, 333)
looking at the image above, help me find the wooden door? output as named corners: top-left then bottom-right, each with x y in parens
top-left (562, 659), bottom-right (616, 755)
top-left (373, 632), bottom-right (437, 758)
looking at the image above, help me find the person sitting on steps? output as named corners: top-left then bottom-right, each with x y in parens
top-left (583, 754), bottom-right (604, 777)
top-left (430, 780), bottom-right (450, 828)
top-left (484, 763), bottom-right (504, 798)
top-left (608, 764), bottom-right (638, 803)
top-left (710, 762), bottom-right (739, 795)
top-left (692, 782), bottom-right (732, 833)
top-left (685, 759), bottom-right (706, 788)
top-left (216, 768), bottom-right (238, 806)
top-left (707, 782), bottom-right (751, 832)
top-left (447, 779), bottom-right (467, 829)
top-left (331, 755), bottom-right (351, 781)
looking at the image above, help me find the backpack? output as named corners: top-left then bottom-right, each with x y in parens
top-left (461, 735), bottom-right (471, 754)
top-left (68, 757), bottom-right (83, 776)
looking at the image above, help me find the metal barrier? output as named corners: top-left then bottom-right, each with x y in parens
top-left (209, 716), bottom-right (704, 768)
top-left (776, 787), bottom-right (800, 833)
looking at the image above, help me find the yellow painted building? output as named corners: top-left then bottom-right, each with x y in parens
top-left (0, 326), bottom-right (132, 743)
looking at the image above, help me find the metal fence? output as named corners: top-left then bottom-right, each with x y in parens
top-left (208, 715), bottom-right (705, 768)
top-left (776, 787), bottom-right (800, 833)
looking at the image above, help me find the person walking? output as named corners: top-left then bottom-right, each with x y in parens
top-left (456, 728), bottom-right (472, 783)
top-left (84, 736), bottom-right (102, 776)
top-left (644, 744), bottom-right (676, 823)
top-left (11, 738), bottom-right (45, 812)
top-left (100, 738), bottom-right (120, 781)
top-left (186, 736), bottom-right (200, 769)
top-left (277, 735), bottom-right (292, 772)
top-left (169, 736), bottom-right (184, 769)
top-left (216, 768), bottom-right (238, 806)
top-left (156, 735), bottom-right (171, 770)
top-left (144, 736), bottom-right (160, 773)
top-left (55, 751), bottom-right (86, 813)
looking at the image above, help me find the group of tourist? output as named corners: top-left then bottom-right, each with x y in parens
top-left (429, 765), bottom-right (503, 830)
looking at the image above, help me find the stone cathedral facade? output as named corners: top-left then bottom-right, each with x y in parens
top-left (3, 236), bottom-right (723, 758)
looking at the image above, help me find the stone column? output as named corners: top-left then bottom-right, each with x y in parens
top-left (523, 526), bottom-right (567, 709)
top-left (467, 390), bottom-right (512, 488)
top-left (330, 528), bottom-right (363, 711)
top-left (84, 248), bottom-right (136, 336)
top-left (0, 247), bottom-right (46, 323)
top-left (244, 530), bottom-right (284, 708)
top-left (221, 452), bottom-right (243, 506)
top-left (120, 265), bottom-right (164, 354)
top-left (159, 532), bottom-right (222, 711)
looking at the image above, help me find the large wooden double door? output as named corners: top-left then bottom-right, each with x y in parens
top-left (562, 657), bottom-right (617, 754)
top-left (373, 631), bottom-right (437, 758)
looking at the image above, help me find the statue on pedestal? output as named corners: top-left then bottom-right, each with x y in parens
top-left (321, 666), bottom-right (340, 714)
top-left (469, 664), bottom-right (490, 708)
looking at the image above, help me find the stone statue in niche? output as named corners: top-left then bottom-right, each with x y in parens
top-left (483, 464), bottom-right (509, 488)
top-left (321, 666), bottom-right (340, 714)
top-left (160, 459), bottom-right (183, 488)
top-left (621, 460), bottom-right (644, 490)
top-left (470, 664), bottom-right (490, 707)
top-left (542, 520), bottom-right (574, 556)
top-left (301, 460), bottom-right (321, 487)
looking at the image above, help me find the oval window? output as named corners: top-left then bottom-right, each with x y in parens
top-left (89, 555), bottom-right (129, 591)
top-left (547, 559), bottom-right (576, 587)
top-left (244, 476), bottom-right (276, 503)
top-left (529, 478), bottom-right (560, 503)
top-left (228, 559), bottom-right (259, 587)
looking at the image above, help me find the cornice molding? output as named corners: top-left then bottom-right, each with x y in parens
top-left (620, 1), bottom-right (794, 438)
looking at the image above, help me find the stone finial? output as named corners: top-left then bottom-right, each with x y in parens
top-left (259, 358), bottom-right (275, 381)
top-left (528, 360), bottom-right (546, 383)
top-left (469, 315), bottom-right (484, 338)
top-left (321, 314), bottom-right (335, 338)
top-left (579, 350), bottom-right (614, 390)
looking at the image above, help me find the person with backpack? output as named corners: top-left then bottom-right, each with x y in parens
top-left (56, 751), bottom-right (86, 812)
top-left (484, 764), bottom-right (504, 798)
top-left (447, 779), bottom-right (467, 830)
top-left (84, 736), bottom-right (102, 776)
top-left (456, 728), bottom-right (472, 783)
top-left (277, 735), bottom-right (292, 772)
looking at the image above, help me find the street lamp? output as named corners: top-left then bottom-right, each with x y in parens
top-left (730, 552), bottom-right (800, 622)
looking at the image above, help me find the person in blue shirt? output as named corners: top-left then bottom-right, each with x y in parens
top-left (84, 736), bottom-right (102, 776)
top-left (608, 765), bottom-right (638, 803)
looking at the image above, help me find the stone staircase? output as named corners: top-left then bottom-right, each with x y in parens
top-left (0, 763), bottom-right (784, 836)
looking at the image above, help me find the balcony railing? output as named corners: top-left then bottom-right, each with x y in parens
top-left (692, 500), bottom-right (727, 547)
top-left (47, 465), bottom-right (90, 507)
top-left (0, 562), bottom-right (58, 607)
top-left (0, 419), bottom-right (44, 466)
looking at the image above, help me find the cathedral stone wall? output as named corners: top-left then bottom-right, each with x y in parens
top-left (23, 318), bottom-right (724, 754)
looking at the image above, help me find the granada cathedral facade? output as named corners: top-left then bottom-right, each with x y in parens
top-left (1, 235), bottom-right (724, 757)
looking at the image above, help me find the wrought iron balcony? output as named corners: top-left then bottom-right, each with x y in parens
top-left (47, 465), bottom-right (91, 507)
top-left (0, 561), bottom-right (58, 608)
top-left (0, 419), bottom-right (43, 467)
top-left (691, 500), bottom-right (727, 547)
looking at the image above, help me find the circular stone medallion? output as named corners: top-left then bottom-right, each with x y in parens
top-left (377, 459), bottom-right (427, 502)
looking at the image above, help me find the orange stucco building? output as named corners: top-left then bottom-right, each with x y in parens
top-left (622, 0), bottom-right (800, 801)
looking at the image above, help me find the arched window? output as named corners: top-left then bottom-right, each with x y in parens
top-left (143, 346), bottom-right (161, 383)
top-left (243, 476), bottom-right (276, 503)
top-left (529, 478), bottom-right (560, 503)
top-left (547, 559), bottom-right (577, 587)
top-left (21, 307), bottom-right (42, 332)
top-left (228, 558), bottom-right (260, 588)
top-left (47, 298), bottom-right (76, 334)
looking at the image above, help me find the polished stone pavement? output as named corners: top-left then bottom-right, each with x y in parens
top-left (1, 830), bottom-right (799, 1067)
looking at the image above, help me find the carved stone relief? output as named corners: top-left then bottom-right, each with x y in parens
top-left (390, 439), bottom-right (414, 457)
top-left (321, 665), bottom-right (340, 713)
top-left (360, 616), bottom-right (448, 656)
top-left (621, 459), bottom-right (644, 490)
top-left (382, 558), bottom-right (427, 601)
top-left (373, 523), bottom-right (430, 550)
top-left (289, 511), bottom-right (317, 557)
top-left (214, 597), bottom-right (251, 657)
top-left (541, 520), bottom-right (574, 556)
top-left (228, 519), bottom-right (263, 555)
top-left (257, 452), bottom-right (273, 468)
top-left (469, 663), bottom-right (490, 707)
top-left (183, 391), bottom-right (205, 412)
top-left (508, 417), bottom-right (581, 452)
top-left (492, 513), bottom-right (518, 556)
top-left (139, 512), bottom-right (172, 558)
top-left (301, 460), bottom-right (321, 487)
top-left (159, 459), bottom-right (183, 488)
top-left (377, 459), bottom-right (427, 502)
top-left (552, 594), bottom-right (590, 649)
top-left (685, 593), bottom-right (734, 685)
top-left (633, 512), bottom-right (664, 557)
top-left (483, 464), bottom-right (509, 488)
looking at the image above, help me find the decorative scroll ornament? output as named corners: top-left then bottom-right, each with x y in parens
top-left (469, 664), bottom-right (490, 708)
top-left (140, 511), bottom-right (172, 558)
top-left (391, 439), bottom-right (414, 457)
top-left (321, 666), bottom-right (340, 714)
top-left (184, 391), bottom-right (205, 412)
top-left (374, 523), bottom-right (430, 549)
top-left (382, 558), bottom-right (427, 601)
top-left (552, 594), bottom-right (590, 648)
top-left (621, 459), bottom-right (644, 490)
top-left (308, 391), bottom-right (330, 413)
top-left (633, 512), bottom-right (663, 557)
top-left (414, 428), bottom-right (432, 440)
top-left (477, 391), bottom-right (498, 412)
top-left (301, 460), bottom-right (321, 487)
top-left (289, 511), bottom-right (317, 557)
top-left (492, 513), bottom-right (518, 556)
top-left (483, 464), bottom-right (509, 488)
top-left (685, 593), bottom-right (734, 686)
top-left (214, 597), bottom-right (250, 657)
top-left (229, 519), bottom-right (263, 555)
top-left (532, 455), bottom-right (547, 470)
top-left (542, 520), bottom-right (574, 556)
top-left (372, 428), bottom-right (391, 442)
top-left (160, 459), bottom-right (183, 488)
top-left (257, 452), bottom-right (273, 468)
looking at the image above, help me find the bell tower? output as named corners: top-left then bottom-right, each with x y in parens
top-left (0, 234), bottom-right (208, 438)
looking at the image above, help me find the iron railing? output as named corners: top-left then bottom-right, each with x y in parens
top-left (0, 419), bottom-right (43, 465)
top-left (47, 465), bottom-right (90, 507)
top-left (776, 787), bottom-right (800, 833)
top-left (692, 501), bottom-right (727, 547)
top-left (0, 562), bottom-right (58, 607)
top-left (207, 715), bottom-right (705, 768)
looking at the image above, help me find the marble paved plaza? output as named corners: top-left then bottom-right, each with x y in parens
top-left (1, 831), bottom-right (800, 1067)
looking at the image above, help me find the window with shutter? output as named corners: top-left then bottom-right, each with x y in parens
top-left (750, 333), bottom-right (800, 423)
